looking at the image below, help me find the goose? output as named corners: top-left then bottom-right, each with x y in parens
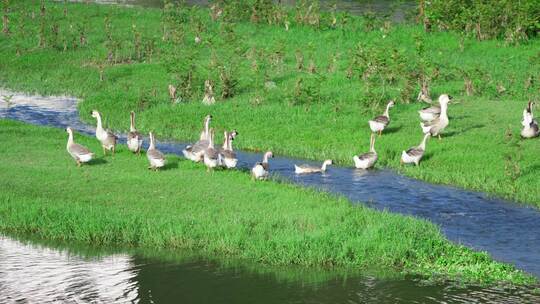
top-left (401, 133), bottom-right (430, 166)
top-left (252, 151), bottom-right (273, 180)
top-left (147, 132), bottom-right (166, 171)
top-left (182, 115), bottom-right (212, 162)
top-left (127, 111), bottom-right (143, 154)
top-left (418, 95), bottom-right (447, 122)
top-left (203, 129), bottom-right (220, 171)
top-left (420, 94), bottom-right (451, 139)
top-left (66, 127), bottom-right (94, 167)
top-left (521, 101), bottom-right (535, 128)
top-left (521, 102), bottom-right (539, 138)
top-left (369, 100), bottom-right (394, 136)
top-left (91, 110), bottom-right (118, 155)
top-left (220, 130), bottom-right (239, 169)
top-left (294, 159), bottom-right (333, 174)
top-left (353, 133), bottom-right (378, 169)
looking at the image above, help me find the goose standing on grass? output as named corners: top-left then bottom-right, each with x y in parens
top-left (369, 100), bottom-right (395, 136)
top-left (252, 151), bottom-right (273, 180)
top-left (294, 160), bottom-right (333, 174)
top-left (521, 102), bottom-right (539, 138)
top-left (353, 133), bottom-right (378, 169)
top-left (91, 110), bottom-right (118, 155)
top-left (183, 115), bottom-right (212, 162)
top-left (66, 127), bottom-right (94, 167)
top-left (203, 129), bottom-right (220, 171)
top-left (127, 111), bottom-right (143, 154)
top-left (418, 95), bottom-right (446, 122)
top-left (147, 132), bottom-right (166, 171)
top-left (420, 94), bottom-right (451, 139)
top-left (401, 133), bottom-right (430, 166)
top-left (220, 130), bottom-right (239, 169)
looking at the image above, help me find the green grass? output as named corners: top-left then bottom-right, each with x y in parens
top-left (0, 119), bottom-right (535, 285)
top-left (0, 0), bottom-right (539, 208)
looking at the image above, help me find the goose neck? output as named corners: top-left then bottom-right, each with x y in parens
top-left (130, 113), bottom-right (136, 132)
top-left (419, 135), bottom-right (429, 150)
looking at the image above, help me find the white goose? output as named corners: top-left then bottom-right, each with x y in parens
top-left (91, 110), bottom-right (118, 155)
top-left (127, 111), bottom-right (143, 154)
top-left (252, 151), bottom-right (273, 180)
top-left (521, 102), bottom-right (539, 139)
top-left (66, 127), bottom-right (94, 167)
top-left (220, 130), bottom-right (239, 169)
top-left (353, 133), bottom-right (378, 169)
top-left (401, 133), bottom-right (430, 166)
top-left (147, 132), bottom-right (166, 171)
top-left (183, 115), bottom-right (212, 162)
top-left (203, 129), bottom-right (220, 171)
top-left (420, 94), bottom-right (451, 139)
top-left (369, 100), bottom-right (394, 136)
top-left (294, 160), bottom-right (333, 174)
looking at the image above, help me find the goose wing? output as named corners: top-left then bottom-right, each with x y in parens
top-left (422, 117), bottom-right (440, 127)
top-left (69, 143), bottom-right (93, 156)
top-left (221, 150), bottom-right (236, 159)
top-left (420, 105), bottom-right (440, 114)
top-left (372, 115), bottom-right (389, 124)
top-left (357, 151), bottom-right (376, 161)
top-left (191, 139), bottom-right (209, 153)
top-left (205, 147), bottom-right (219, 159)
top-left (147, 148), bottom-right (165, 160)
top-left (405, 147), bottom-right (424, 157)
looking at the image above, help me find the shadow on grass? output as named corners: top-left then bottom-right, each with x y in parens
top-left (88, 158), bottom-right (108, 166)
top-left (384, 126), bottom-right (402, 135)
top-left (444, 124), bottom-right (485, 138)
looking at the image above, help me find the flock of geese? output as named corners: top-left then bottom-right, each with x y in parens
top-left (65, 94), bottom-right (538, 179)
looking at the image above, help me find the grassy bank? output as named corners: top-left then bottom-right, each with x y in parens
top-left (0, 1), bottom-right (539, 206)
top-left (0, 119), bottom-right (535, 285)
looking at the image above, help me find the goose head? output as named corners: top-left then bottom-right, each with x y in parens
top-left (323, 159), bottom-right (333, 166)
top-left (263, 151), bottom-right (273, 162)
top-left (387, 100), bottom-right (395, 108)
top-left (229, 129), bottom-right (239, 141)
top-left (439, 94), bottom-right (452, 105)
top-left (90, 110), bottom-right (101, 119)
top-left (66, 127), bottom-right (73, 135)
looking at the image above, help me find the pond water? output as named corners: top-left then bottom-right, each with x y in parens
top-left (2, 235), bottom-right (539, 303)
top-left (72, 0), bottom-right (416, 20)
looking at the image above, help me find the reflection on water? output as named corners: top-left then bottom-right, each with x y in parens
top-left (2, 89), bottom-right (540, 280)
top-left (71, 0), bottom-right (416, 20)
top-left (1, 235), bottom-right (540, 303)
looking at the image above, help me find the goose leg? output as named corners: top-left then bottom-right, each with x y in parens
top-left (378, 130), bottom-right (382, 137)
top-left (102, 146), bottom-right (106, 156)
top-left (438, 134), bottom-right (442, 140)
top-left (77, 160), bottom-right (81, 167)
top-left (112, 145), bottom-right (116, 155)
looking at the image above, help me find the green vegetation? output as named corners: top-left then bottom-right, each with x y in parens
top-left (0, 119), bottom-right (535, 285)
top-left (0, 0), bottom-right (539, 208)
top-left (422, 0), bottom-right (539, 42)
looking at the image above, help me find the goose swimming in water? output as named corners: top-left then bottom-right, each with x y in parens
top-left (294, 159), bottom-right (333, 174)
top-left (369, 100), bottom-right (394, 136)
top-left (252, 151), bottom-right (273, 180)
top-left (353, 133), bottom-right (378, 170)
top-left (66, 127), bottom-right (94, 167)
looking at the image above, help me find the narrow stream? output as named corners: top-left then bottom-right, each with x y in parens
top-left (2, 235), bottom-right (539, 303)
